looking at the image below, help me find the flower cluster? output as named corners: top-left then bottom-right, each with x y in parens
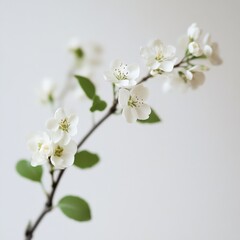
top-left (104, 23), bottom-right (221, 122)
top-left (162, 23), bottom-right (222, 91)
top-left (140, 39), bottom-right (177, 75)
top-left (104, 60), bottom-right (151, 123)
top-left (28, 108), bottom-right (78, 169)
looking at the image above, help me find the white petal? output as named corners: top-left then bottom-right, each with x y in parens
top-left (111, 59), bottom-right (122, 69)
top-left (118, 88), bottom-right (130, 108)
top-left (163, 45), bottom-right (176, 59)
top-left (61, 154), bottom-right (75, 168)
top-left (131, 84), bottom-right (149, 101)
top-left (140, 47), bottom-right (151, 59)
top-left (127, 64), bottom-right (140, 80)
top-left (46, 118), bottom-right (58, 131)
top-left (152, 39), bottom-right (163, 52)
top-left (204, 45), bottom-right (213, 57)
top-left (69, 114), bottom-right (79, 127)
top-left (191, 72), bottom-right (205, 89)
top-left (28, 138), bottom-right (38, 152)
top-left (136, 104), bottom-right (151, 120)
top-left (68, 126), bottom-right (78, 136)
top-left (54, 108), bottom-right (66, 121)
top-left (151, 60), bottom-right (161, 70)
top-left (64, 140), bottom-right (77, 155)
top-left (128, 80), bottom-right (137, 87)
top-left (203, 33), bottom-right (211, 45)
top-left (160, 61), bottom-right (174, 72)
top-left (61, 134), bottom-right (71, 145)
top-left (185, 70), bottom-right (193, 81)
top-left (122, 106), bottom-right (138, 123)
top-left (116, 80), bottom-right (130, 88)
top-left (104, 70), bottom-right (118, 83)
top-left (209, 43), bottom-right (223, 65)
top-left (31, 153), bottom-right (47, 167)
top-left (50, 156), bottom-right (65, 169)
top-left (52, 130), bottom-right (64, 143)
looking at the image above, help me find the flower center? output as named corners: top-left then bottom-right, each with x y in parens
top-left (128, 96), bottom-right (144, 108)
top-left (54, 145), bottom-right (64, 157)
top-left (59, 118), bottom-right (70, 132)
top-left (114, 63), bottom-right (129, 80)
top-left (38, 142), bottom-right (43, 151)
top-left (155, 53), bottom-right (164, 62)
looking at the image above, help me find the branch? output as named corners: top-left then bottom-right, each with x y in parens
top-left (25, 170), bottom-right (65, 240)
top-left (24, 73), bottom-right (152, 239)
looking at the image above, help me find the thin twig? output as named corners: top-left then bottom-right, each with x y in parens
top-left (24, 74), bottom-right (152, 239)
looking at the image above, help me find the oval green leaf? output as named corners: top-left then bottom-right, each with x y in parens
top-left (138, 108), bottom-right (161, 124)
top-left (75, 75), bottom-right (96, 99)
top-left (90, 95), bottom-right (107, 112)
top-left (74, 150), bottom-right (100, 169)
top-left (58, 195), bottom-right (91, 221)
top-left (16, 160), bottom-right (43, 182)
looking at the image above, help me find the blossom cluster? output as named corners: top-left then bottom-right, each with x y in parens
top-left (37, 24), bottom-right (221, 125)
top-left (28, 108), bottom-right (79, 169)
top-left (103, 23), bottom-right (222, 122)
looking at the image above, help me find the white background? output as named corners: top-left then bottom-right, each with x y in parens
top-left (1, 0), bottom-right (240, 239)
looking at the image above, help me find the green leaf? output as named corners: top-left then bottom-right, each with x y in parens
top-left (90, 95), bottom-right (107, 112)
top-left (16, 160), bottom-right (43, 182)
top-left (138, 108), bottom-right (161, 124)
top-left (74, 150), bottom-right (100, 169)
top-left (58, 195), bottom-right (91, 221)
top-left (75, 75), bottom-right (96, 99)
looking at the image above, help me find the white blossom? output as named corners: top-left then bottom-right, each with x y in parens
top-left (187, 23), bottom-right (201, 41)
top-left (104, 60), bottom-right (139, 88)
top-left (188, 41), bottom-right (202, 57)
top-left (50, 139), bottom-right (77, 169)
top-left (163, 65), bottom-right (207, 92)
top-left (46, 108), bottom-right (79, 144)
top-left (39, 78), bottom-right (56, 104)
top-left (28, 132), bottom-right (53, 167)
top-left (203, 33), bottom-right (222, 65)
top-left (118, 84), bottom-right (151, 123)
top-left (140, 39), bottom-right (177, 73)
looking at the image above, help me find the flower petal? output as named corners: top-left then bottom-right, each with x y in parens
top-left (127, 64), bottom-right (140, 80)
top-left (136, 104), bottom-right (151, 120)
top-left (61, 134), bottom-right (71, 145)
top-left (64, 140), bottom-right (77, 154)
top-left (140, 47), bottom-right (151, 59)
top-left (160, 61), bottom-right (174, 72)
top-left (104, 70), bottom-right (118, 83)
top-left (111, 59), bottom-right (122, 69)
top-left (46, 118), bottom-right (58, 131)
top-left (209, 43), bottom-right (223, 65)
top-left (116, 80), bottom-right (130, 88)
top-left (31, 153), bottom-right (47, 167)
top-left (69, 114), bottom-right (79, 127)
top-left (163, 45), bottom-right (176, 59)
top-left (51, 156), bottom-right (65, 169)
top-left (68, 126), bottom-right (78, 136)
top-left (122, 106), bottom-right (138, 123)
top-left (61, 154), bottom-right (75, 168)
top-left (191, 72), bottom-right (205, 89)
top-left (52, 130), bottom-right (64, 143)
top-left (55, 108), bottom-right (66, 121)
top-left (118, 88), bottom-right (130, 108)
top-left (131, 84), bottom-right (149, 101)
top-left (152, 39), bottom-right (163, 53)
